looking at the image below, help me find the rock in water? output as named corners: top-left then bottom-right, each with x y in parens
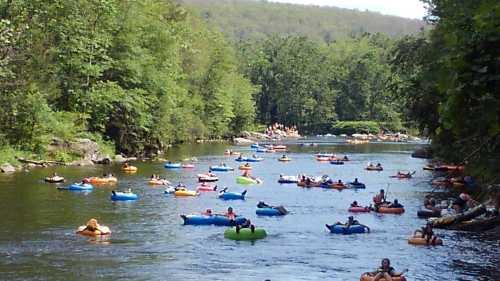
top-left (0, 163), bottom-right (16, 173)
top-left (233, 137), bottom-right (254, 145)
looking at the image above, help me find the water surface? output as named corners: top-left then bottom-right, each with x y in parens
top-left (0, 141), bottom-right (498, 280)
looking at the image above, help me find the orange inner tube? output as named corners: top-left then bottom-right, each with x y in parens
top-left (85, 177), bottom-right (118, 184)
top-left (122, 166), bottom-right (137, 172)
top-left (239, 165), bottom-right (252, 170)
top-left (377, 207), bottom-right (405, 214)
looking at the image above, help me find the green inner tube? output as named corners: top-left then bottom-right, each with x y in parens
top-left (224, 228), bottom-right (267, 241)
top-left (236, 176), bottom-right (257, 184)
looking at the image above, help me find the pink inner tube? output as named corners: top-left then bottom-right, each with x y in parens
top-left (197, 185), bottom-right (216, 192)
top-left (348, 206), bottom-right (371, 213)
top-left (182, 164), bottom-right (195, 168)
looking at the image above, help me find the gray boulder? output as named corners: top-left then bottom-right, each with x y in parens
top-left (0, 163), bottom-right (16, 173)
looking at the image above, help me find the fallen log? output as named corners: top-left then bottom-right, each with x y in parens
top-left (431, 204), bottom-right (486, 228)
top-left (445, 216), bottom-right (500, 231)
top-left (16, 157), bottom-right (66, 166)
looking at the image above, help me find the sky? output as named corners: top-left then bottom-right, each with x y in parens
top-left (267, 0), bottom-right (428, 19)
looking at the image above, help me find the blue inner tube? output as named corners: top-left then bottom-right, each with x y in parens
top-left (278, 179), bottom-right (298, 184)
top-left (250, 144), bottom-right (260, 149)
top-left (256, 207), bottom-right (284, 216)
top-left (65, 183), bottom-right (94, 191)
top-left (164, 163), bottom-right (181, 168)
top-left (181, 215), bottom-right (246, 226)
top-left (210, 166), bottom-right (233, 172)
top-left (348, 182), bottom-right (366, 189)
top-left (111, 192), bottom-right (139, 201)
top-left (219, 191), bottom-right (246, 200)
top-left (256, 148), bottom-right (267, 153)
top-left (235, 158), bottom-right (262, 162)
top-left (330, 160), bottom-right (345, 165)
top-left (326, 224), bottom-right (366, 234)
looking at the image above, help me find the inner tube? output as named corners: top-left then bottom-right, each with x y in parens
top-left (360, 273), bottom-right (407, 281)
top-left (60, 183), bottom-right (94, 191)
top-left (376, 207), bottom-right (405, 214)
top-left (198, 174), bottom-right (219, 182)
top-left (431, 179), bottom-right (451, 187)
top-left (256, 148), bottom-right (267, 153)
top-left (316, 156), bottom-right (331, 162)
top-left (235, 157), bottom-right (263, 162)
top-left (390, 173), bottom-right (412, 179)
top-left (297, 180), bottom-right (321, 187)
top-left (348, 182), bottom-right (366, 189)
top-left (219, 190), bottom-right (247, 200)
top-left (366, 166), bottom-right (383, 171)
top-left (111, 192), bottom-right (138, 201)
top-left (45, 176), bottom-right (65, 183)
top-left (321, 182), bottom-right (347, 190)
top-left (84, 177), bottom-right (117, 184)
top-left (238, 165), bottom-right (252, 171)
top-left (408, 236), bottom-right (443, 246)
top-left (423, 165), bottom-right (435, 171)
top-left (182, 164), bottom-right (195, 169)
top-left (122, 166), bottom-right (138, 172)
top-left (210, 166), bottom-right (234, 172)
top-left (236, 176), bottom-right (260, 185)
top-left (417, 209), bottom-right (441, 218)
top-left (175, 189), bottom-right (199, 197)
top-left (278, 176), bottom-right (298, 184)
top-left (272, 145), bottom-right (287, 150)
top-left (149, 179), bottom-right (170, 185)
top-left (330, 160), bottom-right (345, 165)
top-left (224, 151), bottom-right (241, 156)
top-left (196, 184), bottom-right (217, 192)
top-left (76, 225), bottom-right (111, 237)
top-left (181, 214), bottom-right (246, 226)
top-left (278, 157), bottom-right (291, 162)
top-left (326, 224), bottom-right (367, 234)
top-left (224, 227), bottom-right (267, 241)
top-left (256, 207), bottom-right (287, 216)
top-left (348, 206), bottom-right (371, 213)
top-left (164, 163), bottom-right (181, 169)
top-left (434, 165), bottom-right (464, 172)
top-left (250, 144), bottom-right (260, 149)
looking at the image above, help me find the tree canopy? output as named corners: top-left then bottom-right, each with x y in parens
top-left (0, 0), bottom-right (256, 157)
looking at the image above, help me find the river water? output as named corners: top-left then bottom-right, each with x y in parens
top-left (0, 140), bottom-right (498, 281)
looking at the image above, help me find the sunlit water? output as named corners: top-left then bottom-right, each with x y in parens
top-left (0, 140), bottom-right (499, 281)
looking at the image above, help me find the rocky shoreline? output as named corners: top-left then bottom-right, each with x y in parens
top-left (0, 138), bottom-right (138, 173)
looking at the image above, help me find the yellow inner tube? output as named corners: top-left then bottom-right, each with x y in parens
top-left (122, 166), bottom-right (138, 172)
top-left (175, 189), bottom-right (198, 196)
top-left (408, 236), bottom-right (443, 246)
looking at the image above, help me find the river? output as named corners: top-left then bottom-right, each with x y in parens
top-left (0, 140), bottom-right (499, 280)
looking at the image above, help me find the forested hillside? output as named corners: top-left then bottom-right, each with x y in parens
top-left (180, 0), bottom-right (425, 42)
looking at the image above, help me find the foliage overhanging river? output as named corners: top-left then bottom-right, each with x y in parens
top-left (0, 140), bottom-right (499, 280)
